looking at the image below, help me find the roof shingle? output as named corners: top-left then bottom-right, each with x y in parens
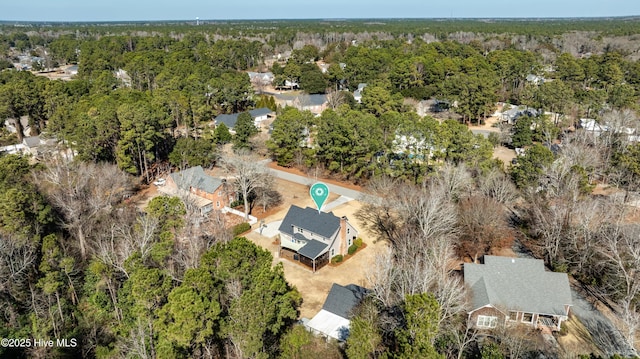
top-left (464, 256), bottom-right (572, 316)
top-left (278, 205), bottom-right (341, 240)
top-left (169, 166), bottom-right (223, 194)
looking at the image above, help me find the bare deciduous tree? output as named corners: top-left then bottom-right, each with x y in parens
top-left (434, 162), bottom-right (473, 202)
top-left (174, 210), bottom-right (231, 272)
top-left (478, 168), bottom-right (518, 205)
top-left (221, 151), bottom-right (274, 220)
top-left (457, 195), bottom-right (513, 263)
top-left (34, 162), bottom-right (132, 260)
top-left (94, 208), bottom-right (159, 279)
top-left (326, 88), bottom-right (348, 110)
top-left (253, 175), bottom-right (282, 213)
top-left (598, 221), bottom-right (640, 347)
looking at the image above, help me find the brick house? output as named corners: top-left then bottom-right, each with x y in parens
top-left (163, 166), bottom-right (234, 215)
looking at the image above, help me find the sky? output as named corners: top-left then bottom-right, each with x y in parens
top-left (3, 0), bottom-right (640, 22)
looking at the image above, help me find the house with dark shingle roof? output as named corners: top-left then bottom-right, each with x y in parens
top-left (464, 255), bottom-right (572, 331)
top-left (272, 93), bottom-right (328, 114)
top-left (278, 205), bottom-right (357, 272)
top-left (163, 166), bottom-right (234, 215)
top-left (214, 108), bottom-right (275, 132)
top-left (305, 283), bottom-right (369, 341)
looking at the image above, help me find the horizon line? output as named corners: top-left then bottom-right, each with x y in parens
top-left (1, 15), bottom-right (640, 24)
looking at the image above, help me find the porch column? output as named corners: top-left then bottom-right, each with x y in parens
top-left (313, 258), bottom-right (316, 272)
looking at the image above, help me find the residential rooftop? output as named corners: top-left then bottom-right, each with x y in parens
top-left (464, 256), bottom-right (572, 316)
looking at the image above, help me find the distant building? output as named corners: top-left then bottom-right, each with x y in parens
top-left (526, 74), bottom-right (545, 85)
top-left (65, 65), bottom-right (79, 76)
top-left (579, 118), bottom-right (639, 142)
top-left (247, 71), bottom-right (275, 87)
top-left (353, 83), bottom-right (367, 103)
top-left (273, 93), bottom-right (328, 115)
top-left (214, 108), bottom-right (275, 132)
top-left (499, 105), bottom-right (539, 124)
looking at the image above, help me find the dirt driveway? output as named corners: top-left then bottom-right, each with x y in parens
top-left (245, 182), bottom-right (388, 319)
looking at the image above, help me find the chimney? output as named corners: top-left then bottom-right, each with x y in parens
top-left (339, 216), bottom-right (348, 256)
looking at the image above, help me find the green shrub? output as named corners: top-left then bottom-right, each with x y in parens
top-left (331, 255), bottom-right (343, 264)
top-left (229, 200), bottom-right (243, 208)
top-left (354, 237), bottom-right (363, 248)
top-left (233, 222), bottom-right (251, 236)
top-left (348, 244), bottom-right (358, 255)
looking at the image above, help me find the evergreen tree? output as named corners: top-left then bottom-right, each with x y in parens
top-left (233, 112), bottom-right (258, 150)
top-left (214, 122), bottom-right (232, 144)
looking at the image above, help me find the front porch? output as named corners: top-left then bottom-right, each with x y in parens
top-left (536, 314), bottom-right (562, 332)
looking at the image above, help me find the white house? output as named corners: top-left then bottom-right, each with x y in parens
top-left (278, 205), bottom-right (358, 272)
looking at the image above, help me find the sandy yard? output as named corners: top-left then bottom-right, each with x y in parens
top-left (245, 179), bottom-right (387, 319)
top-left (493, 145), bottom-right (517, 166)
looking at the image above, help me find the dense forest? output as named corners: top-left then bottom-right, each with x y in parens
top-left (1, 18), bottom-right (640, 358)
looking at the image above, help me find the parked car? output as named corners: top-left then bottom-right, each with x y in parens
top-left (153, 178), bottom-right (166, 186)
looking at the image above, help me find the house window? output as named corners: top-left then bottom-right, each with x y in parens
top-left (216, 201), bottom-right (220, 208)
top-left (348, 238), bottom-right (352, 246)
top-left (331, 249), bottom-right (335, 256)
top-left (347, 228), bottom-right (350, 234)
top-left (477, 315), bottom-right (497, 328)
top-left (521, 313), bottom-right (533, 323)
top-left (298, 228), bottom-right (303, 233)
top-left (218, 191), bottom-right (222, 196)
top-left (508, 311), bottom-right (518, 321)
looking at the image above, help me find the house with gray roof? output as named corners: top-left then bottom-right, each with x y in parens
top-left (305, 283), bottom-right (369, 341)
top-left (163, 166), bottom-right (233, 215)
top-left (214, 107), bottom-right (275, 131)
top-left (272, 93), bottom-right (328, 114)
top-left (353, 83), bottom-right (367, 103)
top-left (464, 256), bottom-right (572, 331)
top-left (278, 205), bottom-right (357, 272)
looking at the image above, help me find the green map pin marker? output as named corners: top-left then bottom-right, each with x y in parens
top-left (310, 182), bottom-right (330, 213)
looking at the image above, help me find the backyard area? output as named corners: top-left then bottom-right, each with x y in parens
top-left (244, 178), bottom-right (387, 319)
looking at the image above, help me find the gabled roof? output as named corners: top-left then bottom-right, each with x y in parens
top-left (464, 256), bottom-right (572, 316)
top-left (305, 283), bottom-right (369, 341)
top-left (215, 108), bottom-right (274, 128)
top-left (322, 283), bottom-right (369, 319)
top-left (278, 205), bottom-right (341, 239)
top-left (306, 94), bottom-right (327, 106)
top-left (215, 113), bottom-right (240, 129)
top-left (169, 166), bottom-right (223, 194)
top-left (249, 107), bottom-right (274, 118)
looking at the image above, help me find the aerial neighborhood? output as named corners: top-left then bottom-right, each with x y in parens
top-left (2, 11), bottom-right (640, 359)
